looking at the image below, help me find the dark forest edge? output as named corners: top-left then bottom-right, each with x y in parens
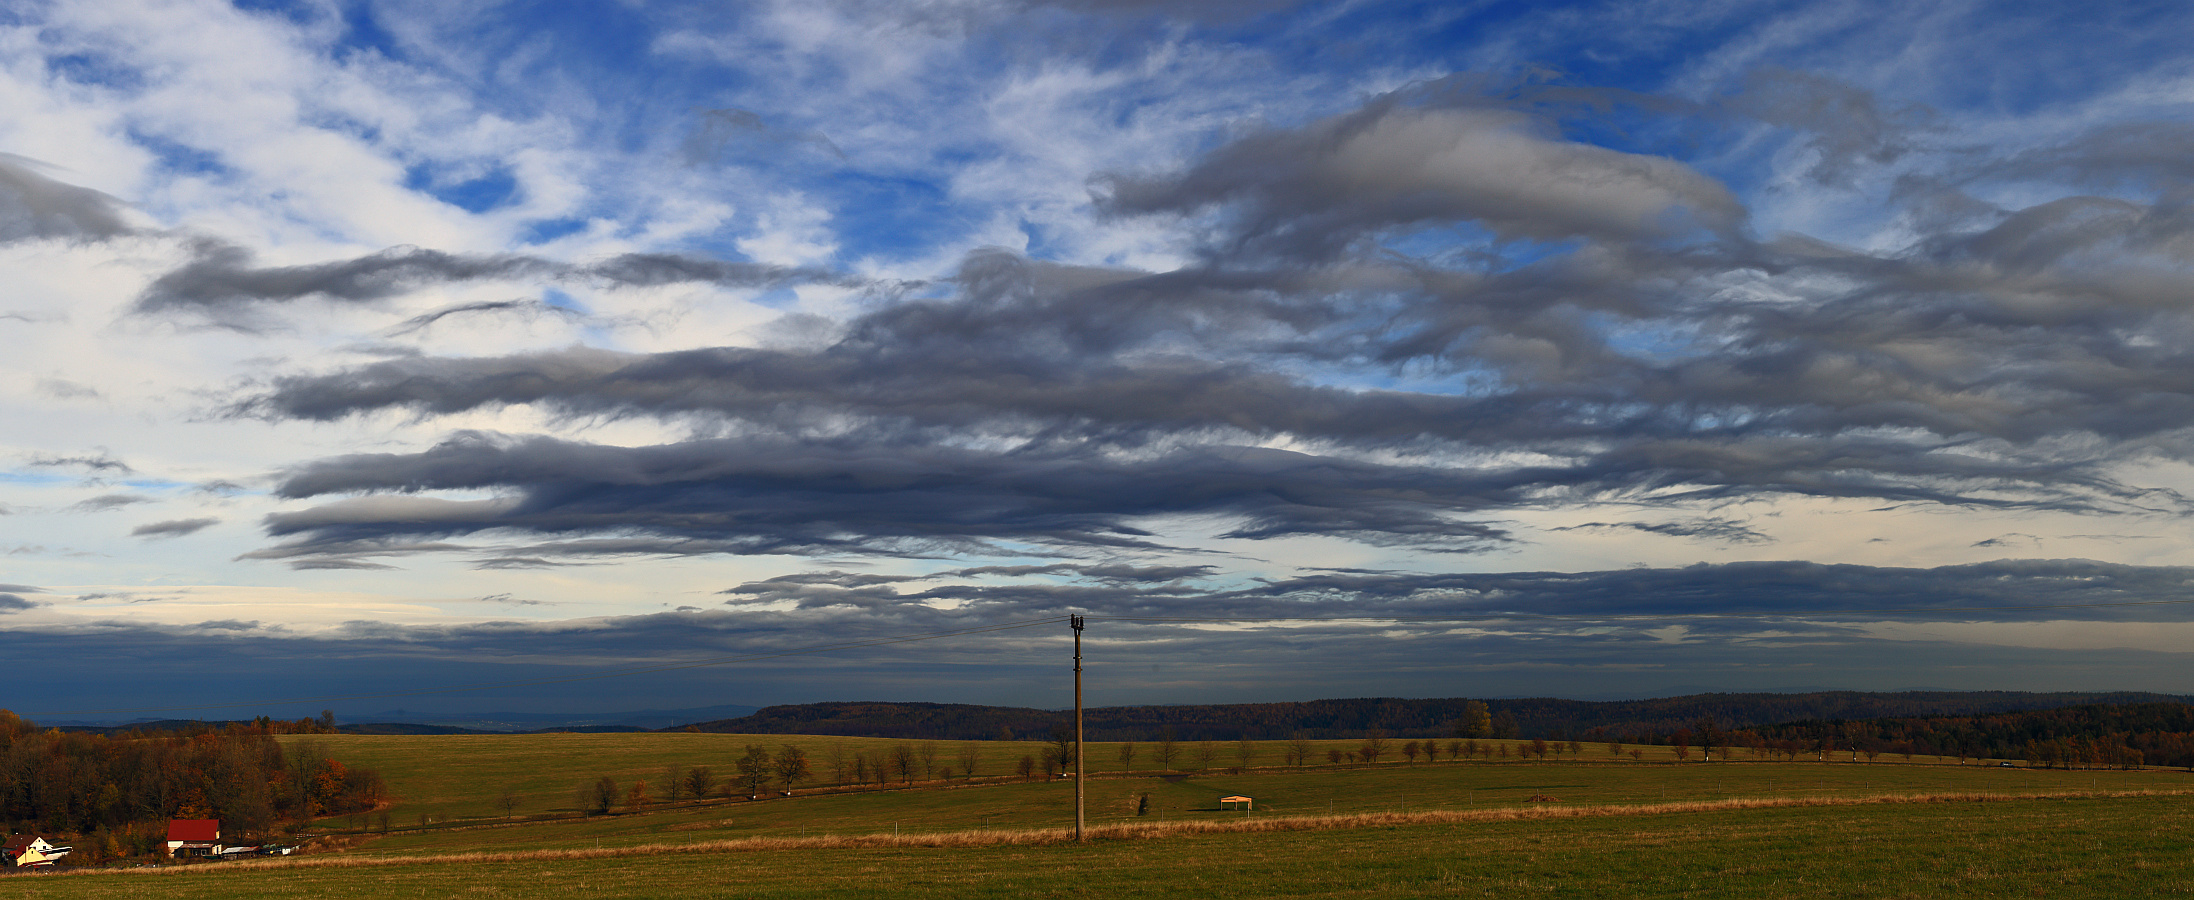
top-left (673, 690), bottom-right (2191, 742)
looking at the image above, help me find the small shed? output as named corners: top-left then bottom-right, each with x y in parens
top-left (1219, 795), bottom-right (1254, 810)
top-left (3, 835), bottom-right (72, 867)
top-left (166, 819), bottom-right (223, 859)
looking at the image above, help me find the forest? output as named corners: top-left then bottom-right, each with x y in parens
top-left (0, 710), bottom-right (386, 863)
top-left (682, 691), bottom-right (2190, 741)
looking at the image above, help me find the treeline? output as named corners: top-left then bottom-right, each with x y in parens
top-left (679, 691), bottom-right (2189, 742)
top-left (0, 710), bottom-right (386, 863)
top-left (1685, 702), bottom-right (2194, 769)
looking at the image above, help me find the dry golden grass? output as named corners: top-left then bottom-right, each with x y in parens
top-left (70, 787), bottom-right (2188, 882)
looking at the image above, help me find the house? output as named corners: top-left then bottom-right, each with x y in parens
top-left (2, 835), bottom-right (71, 867)
top-left (166, 819), bottom-right (223, 859)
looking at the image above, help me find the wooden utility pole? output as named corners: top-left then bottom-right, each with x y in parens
top-left (1072, 614), bottom-right (1086, 842)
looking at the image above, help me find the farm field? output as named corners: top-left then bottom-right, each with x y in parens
top-left (281, 732), bottom-right (2040, 827)
top-left (21, 792), bottom-right (2194, 898)
top-left (338, 758), bottom-right (2175, 856)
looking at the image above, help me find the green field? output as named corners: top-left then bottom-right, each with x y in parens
top-left (285, 732), bottom-right (2054, 828)
top-left (21, 792), bottom-right (2194, 898)
top-left (32, 732), bottom-right (2164, 898)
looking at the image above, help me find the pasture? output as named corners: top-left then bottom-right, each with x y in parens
top-left (21, 791), bottom-right (2194, 898)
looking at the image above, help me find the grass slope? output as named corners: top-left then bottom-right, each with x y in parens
top-left (22, 792), bottom-right (2194, 898)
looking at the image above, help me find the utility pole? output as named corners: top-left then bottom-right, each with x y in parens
top-left (1072, 614), bottom-right (1086, 842)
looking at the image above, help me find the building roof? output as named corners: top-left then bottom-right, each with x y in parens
top-left (4, 835), bottom-right (35, 852)
top-left (167, 819), bottom-right (221, 842)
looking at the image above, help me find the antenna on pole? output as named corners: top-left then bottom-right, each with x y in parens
top-left (1071, 614), bottom-right (1085, 842)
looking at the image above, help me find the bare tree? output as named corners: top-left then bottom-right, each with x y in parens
top-left (1154, 731), bottom-right (1181, 771)
top-left (824, 745), bottom-right (849, 784)
top-left (1360, 731), bottom-right (1390, 764)
top-left (1233, 738), bottom-right (1257, 771)
top-left (958, 742), bottom-right (982, 780)
top-left (685, 766), bottom-right (715, 799)
top-left (1288, 734), bottom-right (1313, 767)
top-left (917, 742), bottom-right (939, 781)
top-left (736, 745), bottom-right (775, 795)
top-left (1402, 741), bottom-right (1421, 765)
top-left (1117, 741), bottom-right (1138, 770)
top-left (1048, 725), bottom-right (1078, 775)
top-left (1194, 740), bottom-right (1218, 772)
top-left (496, 787), bottom-right (521, 818)
top-left (889, 743), bottom-right (918, 784)
top-left (583, 776), bottom-right (617, 815)
top-left (1016, 754), bottom-right (1036, 779)
top-left (664, 763), bottom-right (685, 803)
top-left (776, 744), bottom-right (812, 787)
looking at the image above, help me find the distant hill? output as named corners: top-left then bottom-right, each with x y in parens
top-left (675, 691), bottom-right (2192, 741)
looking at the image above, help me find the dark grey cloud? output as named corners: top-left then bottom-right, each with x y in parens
top-left (1549, 518), bottom-right (1772, 544)
top-left (69, 493), bottom-right (152, 512)
top-left (0, 594), bottom-right (36, 612)
top-left (939, 563), bottom-right (1217, 583)
top-left (130, 517), bottom-right (219, 538)
top-left (385, 299), bottom-right (585, 337)
top-left (135, 240), bottom-right (871, 329)
top-left (31, 452), bottom-right (133, 475)
top-left (215, 75), bottom-right (2194, 567)
top-left (0, 153), bottom-right (133, 243)
top-left (1095, 86), bottom-right (1744, 260)
top-left (254, 431), bottom-right (1516, 566)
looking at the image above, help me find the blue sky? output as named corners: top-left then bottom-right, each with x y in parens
top-left (7, 0), bottom-right (2194, 722)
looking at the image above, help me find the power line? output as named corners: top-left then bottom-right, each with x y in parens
top-left (23, 615), bottom-right (1069, 718)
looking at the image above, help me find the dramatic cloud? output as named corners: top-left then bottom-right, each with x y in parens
top-left (130, 517), bottom-right (219, 538)
top-left (11, 0), bottom-right (2194, 716)
top-left (0, 154), bottom-right (134, 243)
top-left (1098, 99), bottom-right (1746, 259)
top-left (69, 494), bottom-right (152, 513)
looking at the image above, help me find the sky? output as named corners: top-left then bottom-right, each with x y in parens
top-left (8, 0), bottom-right (2194, 722)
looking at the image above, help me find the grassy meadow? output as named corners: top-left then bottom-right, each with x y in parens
top-left (283, 731), bottom-right (2063, 826)
top-left (16, 731), bottom-right (2165, 897)
top-left (20, 791), bottom-right (2194, 898)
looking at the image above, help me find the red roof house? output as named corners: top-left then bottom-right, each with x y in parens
top-left (165, 819), bottom-right (222, 859)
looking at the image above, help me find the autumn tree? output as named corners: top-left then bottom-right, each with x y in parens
top-left (584, 776), bottom-right (617, 815)
top-left (736, 745), bottom-right (775, 795)
top-left (1360, 731), bottom-right (1390, 764)
top-left (776, 744), bottom-right (812, 787)
top-left (1454, 700), bottom-right (1492, 739)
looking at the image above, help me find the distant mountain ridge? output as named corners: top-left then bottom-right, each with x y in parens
top-left (675, 691), bottom-right (2192, 741)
